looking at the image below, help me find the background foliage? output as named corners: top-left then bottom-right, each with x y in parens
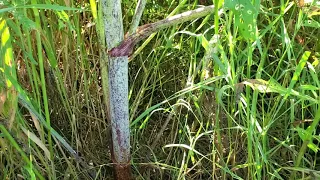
top-left (0, 0), bottom-right (320, 179)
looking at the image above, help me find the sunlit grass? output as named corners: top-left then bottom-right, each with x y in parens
top-left (0, 0), bottom-right (319, 179)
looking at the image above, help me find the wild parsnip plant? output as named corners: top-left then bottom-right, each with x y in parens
top-left (0, 0), bottom-right (319, 179)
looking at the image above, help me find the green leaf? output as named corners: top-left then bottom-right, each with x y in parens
top-left (55, 10), bottom-right (75, 31)
top-left (296, 127), bottom-right (311, 141)
top-left (24, 165), bottom-right (36, 180)
top-left (198, 35), bottom-right (209, 51)
top-left (240, 78), bottom-right (318, 103)
top-left (0, 4), bottom-right (84, 14)
top-left (283, 51), bottom-right (310, 99)
top-left (295, 126), bottom-right (319, 153)
top-left (302, 19), bottom-right (320, 28)
top-left (299, 84), bottom-right (320, 91)
top-left (242, 79), bottom-right (279, 93)
top-left (225, 0), bottom-right (260, 41)
top-left (307, 142), bottom-right (319, 153)
top-left (15, 14), bottom-right (37, 31)
top-left (58, 19), bottom-right (67, 29)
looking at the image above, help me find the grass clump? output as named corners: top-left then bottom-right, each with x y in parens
top-left (1, 0), bottom-right (320, 179)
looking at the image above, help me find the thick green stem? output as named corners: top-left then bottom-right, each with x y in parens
top-left (101, 0), bottom-right (131, 179)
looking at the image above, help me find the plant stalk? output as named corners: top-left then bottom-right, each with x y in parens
top-left (108, 5), bottom-right (216, 57)
top-left (101, 0), bottom-right (131, 179)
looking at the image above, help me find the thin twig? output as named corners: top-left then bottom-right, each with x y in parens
top-left (128, 0), bottom-right (147, 35)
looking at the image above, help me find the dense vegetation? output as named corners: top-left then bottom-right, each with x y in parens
top-left (1, 0), bottom-right (320, 179)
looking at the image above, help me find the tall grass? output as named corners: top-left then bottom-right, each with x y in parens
top-left (0, 0), bottom-right (319, 179)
